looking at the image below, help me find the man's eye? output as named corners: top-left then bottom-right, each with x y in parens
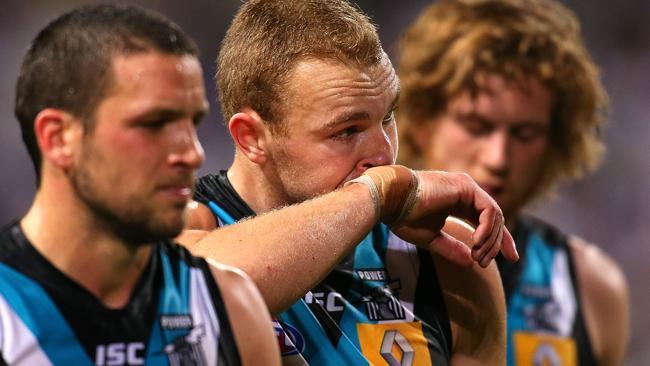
top-left (461, 119), bottom-right (491, 136)
top-left (140, 120), bottom-right (166, 130)
top-left (382, 110), bottom-right (395, 124)
top-left (511, 125), bottom-right (547, 142)
top-left (331, 126), bottom-right (358, 140)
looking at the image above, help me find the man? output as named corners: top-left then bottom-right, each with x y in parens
top-left (182, 0), bottom-right (518, 364)
top-left (397, 0), bottom-right (629, 365)
top-left (1, 4), bottom-right (279, 365)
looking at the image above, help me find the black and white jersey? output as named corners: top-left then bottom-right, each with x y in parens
top-left (0, 222), bottom-right (240, 366)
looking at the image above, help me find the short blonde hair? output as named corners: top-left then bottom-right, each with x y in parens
top-left (217, 0), bottom-right (382, 135)
top-left (397, 0), bottom-right (608, 200)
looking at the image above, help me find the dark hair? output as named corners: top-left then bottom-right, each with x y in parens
top-left (217, 0), bottom-right (383, 135)
top-left (15, 3), bottom-right (199, 182)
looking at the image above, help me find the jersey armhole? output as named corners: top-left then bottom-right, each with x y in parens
top-left (196, 258), bottom-right (242, 366)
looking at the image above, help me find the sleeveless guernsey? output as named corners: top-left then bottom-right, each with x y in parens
top-left (195, 172), bottom-right (452, 366)
top-left (0, 222), bottom-right (240, 366)
top-left (497, 215), bottom-right (596, 366)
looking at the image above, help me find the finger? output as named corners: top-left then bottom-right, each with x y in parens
top-left (499, 227), bottom-right (519, 262)
top-left (478, 211), bottom-right (504, 262)
top-left (474, 210), bottom-right (500, 261)
top-left (471, 206), bottom-right (495, 249)
top-left (430, 231), bottom-right (473, 268)
top-left (480, 224), bottom-right (503, 267)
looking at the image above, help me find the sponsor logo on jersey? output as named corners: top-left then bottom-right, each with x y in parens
top-left (163, 325), bottom-right (208, 366)
top-left (304, 290), bottom-right (345, 313)
top-left (523, 300), bottom-right (566, 333)
top-left (274, 320), bottom-right (305, 356)
top-left (356, 269), bottom-right (388, 281)
top-left (362, 280), bottom-right (405, 321)
top-left (96, 342), bottom-right (145, 365)
top-left (514, 332), bottom-right (577, 366)
top-left (521, 284), bottom-right (552, 299)
top-left (357, 322), bottom-right (432, 366)
top-left (160, 314), bottom-right (194, 330)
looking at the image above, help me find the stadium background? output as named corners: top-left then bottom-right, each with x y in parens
top-left (1, 0), bottom-right (647, 363)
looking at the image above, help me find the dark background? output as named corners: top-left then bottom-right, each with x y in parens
top-left (1, 0), bottom-right (647, 362)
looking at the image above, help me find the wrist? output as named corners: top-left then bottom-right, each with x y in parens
top-left (346, 165), bottom-right (419, 225)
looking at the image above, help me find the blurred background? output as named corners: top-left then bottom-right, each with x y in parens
top-left (1, 0), bottom-right (647, 362)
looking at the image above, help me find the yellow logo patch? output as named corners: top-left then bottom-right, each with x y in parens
top-left (357, 322), bottom-right (432, 366)
top-left (514, 332), bottom-right (577, 366)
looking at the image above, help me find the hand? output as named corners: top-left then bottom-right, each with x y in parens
top-left (352, 166), bottom-right (518, 267)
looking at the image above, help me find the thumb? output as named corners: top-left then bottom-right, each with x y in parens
top-left (429, 231), bottom-right (474, 268)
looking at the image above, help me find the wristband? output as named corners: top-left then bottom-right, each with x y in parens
top-left (344, 174), bottom-right (381, 221)
top-left (345, 165), bottom-right (419, 225)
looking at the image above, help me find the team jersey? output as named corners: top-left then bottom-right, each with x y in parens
top-left (195, 171), bottom-right (452, 365)
top-left (0, 222), bottom-right (240, 366)
top-left (497, 215), bottom-right (596, 366)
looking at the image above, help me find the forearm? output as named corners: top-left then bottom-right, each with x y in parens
top-left (444, 260), bottom-right (506, 366)
top-left (192, 184), bottom-right (376, 314)
top-left (435, 219), bottom-right (507, 365)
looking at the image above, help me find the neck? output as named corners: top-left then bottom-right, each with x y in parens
top-left (227, 155), bottom-right (290, 214)
top-left (21, 179), bottom-right (151, 309)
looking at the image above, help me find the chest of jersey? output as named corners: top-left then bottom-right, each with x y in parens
top-left (0, 245), bottom-right (225, 366)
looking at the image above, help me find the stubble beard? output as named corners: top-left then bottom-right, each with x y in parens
top-left (69, 158), bottom-right (183, 248)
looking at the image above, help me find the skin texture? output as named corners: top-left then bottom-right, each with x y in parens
top-left (416, 74), bottom-right (629, 365)
top-left (570, 237), bottom-right (629, 365)
top-left (416, 75), bottom-right (551, 224)
top-left (181, 57), bottom-right (513, 363)
top-left (228, 56), bottom-right (400, 210)
top-left (441, 217), bottom-right (506, 365)
top-left (21, 52), bottom-right (279, 366)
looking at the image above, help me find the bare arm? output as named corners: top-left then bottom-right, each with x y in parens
top-left (180, 165), bottom-right (517, 315)
top-left (436, 217), bottom-right (507, 365)
top-left (569, 237), bottom-right (629, 366)
top-left (209, 260), bottom-right (281, 366)
top-left (188, 184), bottom-right (377, 314)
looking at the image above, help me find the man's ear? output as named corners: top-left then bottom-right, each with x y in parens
top-left (228, 108), bottom-right (271, 165)
top-left (34, 108), bottom-right (82, 170)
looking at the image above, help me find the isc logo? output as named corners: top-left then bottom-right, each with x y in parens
top-left (95, 342), bottom-right (145, 366)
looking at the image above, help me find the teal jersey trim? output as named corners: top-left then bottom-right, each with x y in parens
top-left (278, 301), bottom-right (369, 365)
top-left (209, 201), bottom-right (236, 225)
top-left (0, 263), bottom-right (93, 365)
top-left (145, 247), bottom-right (191, 364)
top-left (207, 201), bottom-right (371, 365)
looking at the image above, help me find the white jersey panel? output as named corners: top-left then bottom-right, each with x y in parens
top-left (0, 293), bottom-right (53, 366)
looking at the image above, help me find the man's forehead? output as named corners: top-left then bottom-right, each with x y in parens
top-left (110, 52), bottom-right (202, 88)
top-left (100, 52), bottom-right (207, 115)
top-left (287, 55), bottom-right (398, 99)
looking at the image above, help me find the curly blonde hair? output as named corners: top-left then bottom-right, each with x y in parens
top-left (397, 0), bottom-right (607, 200)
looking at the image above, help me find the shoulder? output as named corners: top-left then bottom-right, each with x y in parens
top-left (568, 236), bottom-right (627, 296)
top-left (185, 200), bottom-right (218, 231)
top-left (208, 260), bottom-right (260, 301)
top-left (433, 217), bottom-right (506, 364)
top-left (207, 260), bottom-right (281, 366)
top-left (568, 236), bottom-right (629, 364)
top-left (175, 201), bottom-right (216, 249)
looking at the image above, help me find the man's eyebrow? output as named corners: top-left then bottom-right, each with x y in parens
top-left (323, 90), bottom-right (401, 130)
top-left (128, 106), bottom-right (208, 123)
top-left (323, 111), bottom-right (371, 130)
